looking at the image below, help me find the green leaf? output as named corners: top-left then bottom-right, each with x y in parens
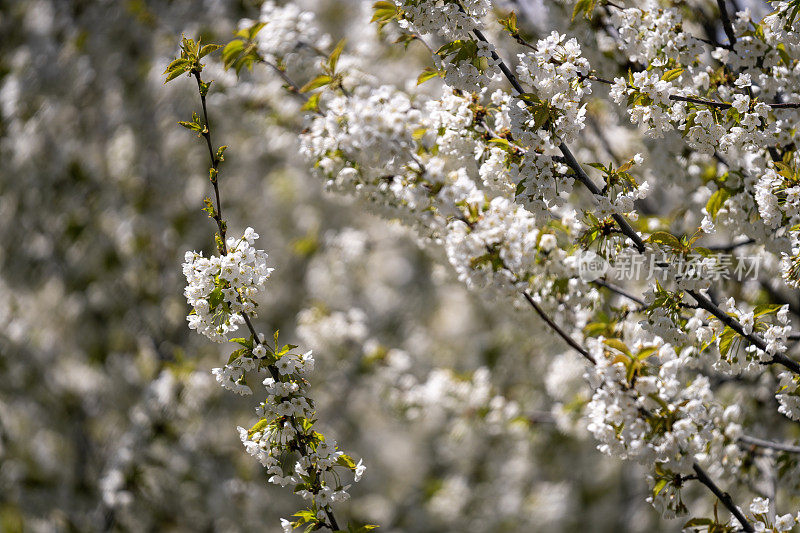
top-left (572, 0), bottom-right (597, 21)
top-left (646, 231), bottom-right (683, 250)
top-left (248, 418), bottom-right (269, 437)
top-left (208, 285), bottom-right (224, 309)
top-left (531, 103), bottom-right (551, 131)
top-left (753, 304), bottom-right (783, 318)
top-left (302, 92), bottom-right (321, 112)
top-left (661, 68), bottom-right (684, 82)
top-left (371, 1), bottom-right (400, 28)
top-left (221, 40), bottom-right (245, 70)
top-left (164, 66), bottom-right (190, 83)
top-left (230, 337), bottom-right (253, 349)
top-left (706, 188), bottom-right (731, 220)
top-left (393, 33), bottom-right (417, 49)
top-left (328, 39), bottom-right (346, 72)
top-left (215, 145), bottom-right (228, 163)
top-left (293, 509), bottom-right (316, 523)
top-left (227, 348), bottom-right (248, 364)
top-left (683, 518), bottom-right (714, 527)
top-left (776, 43), bottom-right (793, 66)
top-left (235, 22), bottom-right (266, 40)
top-left (276, 343), bottom-right (297, 357)
top-left (718, 326), bottom-right (737, 358)
top-left (653, 477), bottom-right (669, 496)
top-left (202, 197), bottom-right (215, 218)
top-left (344, 525), bottom-right (379, 533)
top-left (636, 347), bottom-right (658, 360)
top-left (199, 43), bottom-right (222, 59)
top-left (488, 138), bottom-right (510, 147)
top-left (498, 12), bottom-right (519, 36)
top-left (337, 454), bottom-right (356, 469)
top-left (604, 338), bottom-right (632, 357)
top-left (178, 120), bottom-right (202, 132)
top-left (417, 67), bottom-right (442, 85)
top-left (300, 75), bottom-right (332, 93)
top-left (164, 57), bottom-right (189, 73)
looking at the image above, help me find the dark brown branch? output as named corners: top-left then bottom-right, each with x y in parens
top-left (692, 462), bottom-right (753, 532)
top-left (687, 290), bottom-right (800, 375)
top-left (522, 291), bottom-right (596, 364)
top-left (706, 238), bottom-right (755, 252)
top-left (580, 73), bottom-right (800, 109)
top-left (193, 71), bottom-right (227, 252)
top-left (717, 0), bottom-right (738, 48)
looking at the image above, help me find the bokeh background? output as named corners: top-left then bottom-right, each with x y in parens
top-left (2, 0), bottom-right (773, 531)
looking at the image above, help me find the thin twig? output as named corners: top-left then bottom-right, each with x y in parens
top-left (580, 72), bottom-right (800, 109)
top-left (592, 279), bottom-right (646, 307)
top-left (706, 238), bottom-right (755, 252)
top-left (693, 462), bottom-right (754, 532)
top-left (193, 72), bottom-right (227, 252)
top-left (522, 291), bottom-right (596, 364)
top-left (739, 435), bottom-right (800, 455)
top-left (264, 60), bottom-right (309, 101)
top-left (190, 67), bottom-right (341, 532)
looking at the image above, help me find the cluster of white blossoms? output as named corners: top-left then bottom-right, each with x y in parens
top-left (394, 0), bottom-right (500, 92)
top-left (299, 85), bottom-right (426, 212)
top-left (611, 5), bottom-right (704, 66)
top-left (180, 228), bottom-right (366, 529)
top-left (777, 371), bottom-right (800, 421)
top-left (605, 5), bottom-right (792, 157)
top-left (515, 31), bottom-right (592, 144)
top-left (170, 22), bottom-right (371, 530)
top-left (394, 0), bottom-right (490, 40)
top-left (695, 299), bottom-right (792, 374)
top-left (436, 39), bottom-right (501, 93)
top-left (749, 497), bottom-right (800, 532)
top-left (182, 228), bottom-right (273, 342)
top-left (609, 71), bottom-right (680, 139)
top-left (752, 152), bottom-right (800, 289)
top-left (585, 336), bottom-right (743, 517)
top-left (509, 150), bottom-right (572, 219)
top-left (248, 0), bottom-right (329, 64)
top-left (236, 342), bottom-right (365, 522)
top-left (384, 360), bottom-right (522, 433)
top-left (444, 196), bottom-right (539, 291)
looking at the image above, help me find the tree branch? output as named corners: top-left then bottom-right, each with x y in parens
top-left (687, 290), bottom-right (800, 375)
top-left (717, 0), bottom-right (738, 48)
top-left (190, 67), bottom-right (341, 532)
top-left (692, 462), bottom-right (753, 532)
top-left (592, 278), bottom-right (646, 308)
top-left (739, 434), bottom-right (800, 455)
top-left (522, 291), bottom-right (596, 364)
top-left (470, 22), bottom-right (800, 378)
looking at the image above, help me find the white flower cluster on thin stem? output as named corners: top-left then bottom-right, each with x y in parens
top-left (183, 229), bottom-right (273, 343)
top-left (167, 35), bottom-right (365, 531)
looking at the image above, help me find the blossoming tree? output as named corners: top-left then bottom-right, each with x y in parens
top-left (162, 0), bottom-right (800, 531)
